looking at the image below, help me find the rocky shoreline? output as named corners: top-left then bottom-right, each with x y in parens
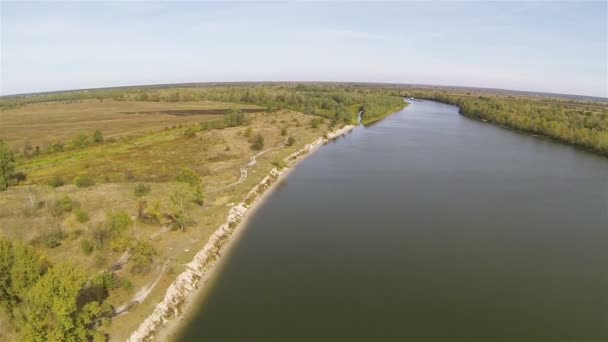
top-left (127, 124), bottom-right (355, 341)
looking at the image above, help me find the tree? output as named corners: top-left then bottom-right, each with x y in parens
top-left (0, 139), bottom-right (15, 191)
top-left (10, 243), bottom-right (46, 300)
top-left (20, 262), bottom-right (102, 341)
top-left (0, 237), bottom-right (13, 311)
top-left (92, 130), bottom-right (104, 143)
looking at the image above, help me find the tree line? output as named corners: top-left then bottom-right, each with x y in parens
top-left (405, 91), bottom-right (608, 156)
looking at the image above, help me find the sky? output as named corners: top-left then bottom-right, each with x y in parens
top-left (1, 1), bottom-right (606, 97)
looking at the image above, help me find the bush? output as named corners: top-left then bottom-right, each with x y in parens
top-left (61, 195), bottom-right (73, 213)
top-left (80, 239), bottom-right (94, 255)
top-left (120, 278), bottom-right (134, 293)
top-left (74, 208), bottom-right (89, 223)
top-left (244, 127), bottom-right (253, 137)
top-left (272, 159), bottom-right (286, 169)
top-left (137, 200), bottom-right (161, 225)
top-left (223, 109), bottom-right (247, 127)
top-left (108, 211), bottom-right (132, 233)
top-left (184, 127), bottom-right (197, 138)
top-left (92, 130), bottom-right (104, 143)
top-left (33, 227), bottom-right (65, 248)
top-left (48, 197), bottom-right (73, 217)
top-left (71, 134), bottom-right (90, 148)
top-left (286, 136), bottom-right (296, 146)
top-left (13, 172), bottom-right (26, 184)
top-left (110, 235), bottom-right (131, 252)
top-left (129, 241), bottom-right (156, 275)
top-left (310, 118), bottom-right (323, 128)
top-left (48, 175), bottom-right (65, 188)
top-left (175, 168), bottom-right (201, 187)
top-left (74, 175), bottom-right (95, 188)
top-left (281, 127), bottom-right (288, 136)
top-left (133, 183), bottom-right (151, 197)
top-left (250, 134), bottom-right (264, 150)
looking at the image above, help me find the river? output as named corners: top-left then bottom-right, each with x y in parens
top-left (178, 100), bottom-right (608, 341)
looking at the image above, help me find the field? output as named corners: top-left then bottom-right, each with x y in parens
top-left (0, 92), bottom-right (340, 341)
top-left (0, 99), bottom-right (263, 152)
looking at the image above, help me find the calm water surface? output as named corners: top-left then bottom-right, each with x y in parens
top-left (180, 100), bottom-right (608, 342)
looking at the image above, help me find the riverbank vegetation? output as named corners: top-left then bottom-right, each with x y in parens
top-left (403, 90), bottom-right (608, 156)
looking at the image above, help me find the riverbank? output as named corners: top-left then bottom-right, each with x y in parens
top-left (127, 124), bottom-right (356, 342)
top-left (360, 102), bottom-right (407, 125)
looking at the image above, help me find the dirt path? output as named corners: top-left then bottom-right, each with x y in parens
top-left (113, 260), bottom-right (170, 318)
top-left (207, 142), bottom-right (285, 194)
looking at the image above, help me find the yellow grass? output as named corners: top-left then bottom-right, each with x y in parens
top-left (0, 99), bottom-right (262, 151)
top-left (0, 104), bottom-right (333, 341)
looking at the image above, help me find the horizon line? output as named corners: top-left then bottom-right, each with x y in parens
top-left (1, 81), bottom-right (606, 102)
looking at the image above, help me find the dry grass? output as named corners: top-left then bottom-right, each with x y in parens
top-left (0, 99), bottom-right (263, 151)
top-left (0, 102), bottom-right (334, 341)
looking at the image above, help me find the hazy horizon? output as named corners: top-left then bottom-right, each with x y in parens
top-left (1, 1), bottom-right (606, 97)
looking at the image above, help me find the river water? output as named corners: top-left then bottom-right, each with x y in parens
top-left (179, 100), bottom-right (608, 341)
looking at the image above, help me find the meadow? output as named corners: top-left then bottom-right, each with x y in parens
top-left (0, 89), bottom-right (344, 341)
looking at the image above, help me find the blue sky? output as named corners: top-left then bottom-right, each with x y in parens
top-left (1, 1), bottom-right (606, 97)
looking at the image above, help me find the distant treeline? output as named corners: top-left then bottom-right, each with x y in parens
top-left (406, 91), bottom-right (608, 156)
top-left (0, 85), bottom-right (406, 126)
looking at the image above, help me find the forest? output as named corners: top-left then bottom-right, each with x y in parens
top-left (404, 90), bottom-right (608, 156)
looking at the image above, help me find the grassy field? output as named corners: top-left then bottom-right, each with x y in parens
top-left (0, 93), bottom-right (336, 341)
top-left (0, 99), bottom-right (263, 152)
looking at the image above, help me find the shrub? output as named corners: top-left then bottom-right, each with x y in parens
top-left (47, 175), bottom-right (64, 188)
top-left (60, 195), bottom-right (73, 213)
top-left (74, 208), bottom-right (89, 223)
top-left (223, 109), bottom-right (247, 127)
top-left (108, 210), bottom-right (132, 233)
top-left (80, 239), bottom-right (94, 255)
top-left (310, 118), bottom-right (323, 128)
top-left (175, 168), bottom-right (201, 187)
top-left (110, 235), bottom-right (131, 252)
top-left (286, 136), bottom-right (296, 146)
top-left (133, 183), bottom-right (151, 197)
top-left (13, 172), bottom-right (26, 184)
top-left (71, 134), bottom-right (90, 148)
top-left (250, 134), bottom-right (264, 150)
top-left (137, 200), bottom-right (161, 225)
top-left (33, 227), bottom-right (65, 248)
top-left (184, 127), bottom-right (197, 138)
top-left (48, 198), bottom-right (71, 217)
top-left (272, 159), bottom-right (286, 169)
top-left (281, 127), bottom-right (288, 136)
top-left (129, 241), bottom-right (156, 275)
top-left (74, 175), bottom-right (95, 188)
top-left (92, 130), bottom-right (104, 143)
top-left (244, 127), bottom-right (253, 137)
top-left (120, 278), bottom-right (134, 293)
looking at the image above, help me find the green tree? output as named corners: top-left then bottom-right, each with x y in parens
top-left (0, 237), bottom-right (14, 311)
top-left (10, 243), bottom-right (46, 300)
top-left (0, 139), bottom-right (15, 191)
top-left (20, 262), bottom-right (102, 341)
